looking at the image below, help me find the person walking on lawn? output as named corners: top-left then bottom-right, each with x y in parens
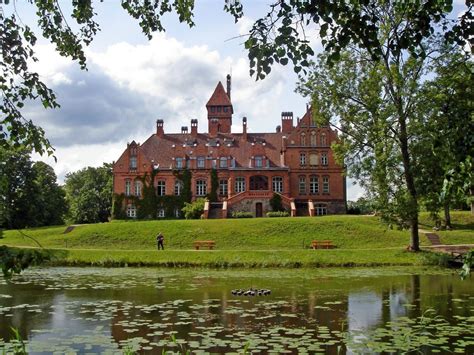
top-left (156, 232), bottom-right (164, 250)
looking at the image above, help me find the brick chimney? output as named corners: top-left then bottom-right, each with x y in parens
top-left (156, 119), bottom-right (164, 137)
top-left (281, 112), bottom-right (293, 134)
top-left (181, 126), bottom-right (188, 134)
top-left (191, 119), bottom-right (198, 136)
top-left (242, 117), bottom-right (247, 141)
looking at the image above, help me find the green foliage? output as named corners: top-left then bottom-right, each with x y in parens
top-left (112, 193), bottom-right (127, 220)
top-left (2, 1), bottom-right (471, 156)
top-left (269, 193), bottom-right (284, 212)
top-left (0, 147), bottom-right (66, 229)
top-left (460, 250), bottom-right (473, 280)
top-left (231, 211), bottom-right (253, 218)
top-left (10, 327), bottom-right (27, 355)
top-left (182, 198), bottom-right (206, 219)
top-left (0, 245), bottom-right (51, 279)
top-left (266, 211), bottom-right (289, 218)
top-left (208, 169), bottom-right (218, 202)
top-left (174, 168), bottom-right (192, 204)
top-left (347, 198), bottom-right (375, 215)
top-left (64, 163), bottom-right (112, 223)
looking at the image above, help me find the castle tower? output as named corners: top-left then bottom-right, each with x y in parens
top-left (206, 77), bottom-right (233, 136)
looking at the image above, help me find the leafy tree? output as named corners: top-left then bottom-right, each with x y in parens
top-left (32, 161), bottom-right (68, 226)
top-left (296, 5), bottom-right (468, 250)
top-left (208, 169), bottom-right (218, 202)
top-left (416, 50), bottom-right (474, 223)
top-left (0, 147), bottom-right (66, 228)
top-left (182, 198), bottom-right (205, 220)
top-left (269, 193), bottom-right (284, 212)
top-left (64, 164), bottom-right (112, 223)
top-left (1, 1), bottom-right (471, 154)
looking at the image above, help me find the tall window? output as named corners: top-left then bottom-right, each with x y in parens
top-left (255, 156), bottom-right (263, 168)
top-left (197, 157), bottom-right (205, 169)
top-left (310, 131), bottom-right (317, 146)
top-left (235, 177), bottom-right (246, 193)
top-left (176, 157), bottom-right (183, 169)
top-left (219, 157), bottom-right (228, 168)
top-left (125, 179), bottom-right (131, 196)
top-left (301, 133), bottom-right (306, 146)
top-left (309, 153), bottom-right (319, 166)
top-left (321, 133), bottom-right (327, 146)
top-left (174, 180), bottom-right (182, 196)
top-left (272, 176), bottom-right (283, 193)
top-left (299, 176), bottom-right (306, 195)
top-left (196, 179), bottom-right (207, 196)
top-left (130, 156), bottom-right (137, 169)
top-left (219, 179), bottom-right (228, 196)
top-left (157, 208), bottom-right (165, 218)
top-left (310, 176), bottom-right (319, 194)
top-left (323, 176), bottom-right (330, 193)
top-left (157, 180), bottom-right (166, 196)
top-left (321, 153), bottom-right (328, 166)
top-left (126, 204), bottom-right (136, 218)
top-left (134, 180), bottom-right (141, 197)
top-left (300, 153), bottom-right (306, 166)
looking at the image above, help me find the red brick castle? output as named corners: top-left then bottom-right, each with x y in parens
top-left (113, 75), bottom-right (346, 218)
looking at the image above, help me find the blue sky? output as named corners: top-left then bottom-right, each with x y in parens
top-left (9, 1), bottom-right (467, 200)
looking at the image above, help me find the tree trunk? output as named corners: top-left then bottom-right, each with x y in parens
top-left (399, 115), bottom-right (420, 251)
top-left (444, 203), bottom-right (452, 230)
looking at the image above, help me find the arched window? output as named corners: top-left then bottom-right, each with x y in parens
top-left (219, 179), bottom-right (228, 196)
top-left (310, 131), bottom-right (317, 146)
top-left (301, 133), bottom-right (306, 146)
top-left (300, 153), bottom-right (306, 166)
top-left (157, 180), bottom-right (166, 196)
top-left (299, 176), bottom-right (306, 195)
top-left (125, 179), bottom-right (131, 196)
top-left (134, 180), bottom-right (141, 197)
top-left (321, 153), bottom-right (328, 166)
top-left (250, 176), bottom-right (268, 190)
top-left (272, 176), bottom-right (283, 193)
top-left (174, 180), bottom-right (183, 196)
top-left (321, 133), bottom-right (327, 146)
top-left (235, 177), bottom-right (246, 193)
top-left (323, 176), bottom-right (330, 193)
top-left (196, 179), bottom-right (207, 196)
top-left (309, 176), bottom-right (319, 194)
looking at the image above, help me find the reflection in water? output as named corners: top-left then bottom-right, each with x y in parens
top-left (0, 267), bottom-right (472, 354)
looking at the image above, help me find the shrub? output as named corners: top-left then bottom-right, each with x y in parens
top-left (182, 198), bottom-right (206, 219)
top-left (269, 193), bottom-right (284, 211)
top-left (231, 211), bottom-right (253, 218)
top-left (266, 211), bottom-right (289, 217)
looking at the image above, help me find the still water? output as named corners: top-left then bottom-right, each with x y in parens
top-left (0, 267), bottom-right (473, 354)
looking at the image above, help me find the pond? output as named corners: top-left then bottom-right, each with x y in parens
top-left (0, 267), bottom-right (473, 354)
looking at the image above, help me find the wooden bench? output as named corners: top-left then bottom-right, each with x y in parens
top-left (193, 240), bottom-right (216, 250)
top-left (311, 240), bottom-right (335, 249)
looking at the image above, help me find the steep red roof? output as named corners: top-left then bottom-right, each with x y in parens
top-left (206, 81), bottom-right (232, 106)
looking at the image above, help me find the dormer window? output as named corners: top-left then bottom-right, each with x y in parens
top-left (223, 106), bottom-right (229, 113)
top-left (211, 107), bottom-right (216, 113)
top-left (197, 157), bottom-right (205, 169)
top-left (176, 157), bottom-right (183, 169)
top-left (217, 106), bottom-right (222, 112)
top-left (255, 156), bottom-right (263, 168)
top-left (219, 157), bottom-right (228, 168)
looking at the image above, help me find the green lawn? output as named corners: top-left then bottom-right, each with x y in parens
top-left (2, 212), bottom-right (472, 267)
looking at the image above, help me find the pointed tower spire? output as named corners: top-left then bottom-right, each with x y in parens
top-left (206, 80), bottom-right (233, 136)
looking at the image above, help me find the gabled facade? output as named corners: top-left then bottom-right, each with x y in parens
top-left (112, 76), bottom-right (346, 218)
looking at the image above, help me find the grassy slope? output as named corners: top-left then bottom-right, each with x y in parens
top-left (2, 212), bottom-right (472, 267)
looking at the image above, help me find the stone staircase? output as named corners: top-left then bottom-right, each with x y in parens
top-left (208, 203), bottom-right (224, 219)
